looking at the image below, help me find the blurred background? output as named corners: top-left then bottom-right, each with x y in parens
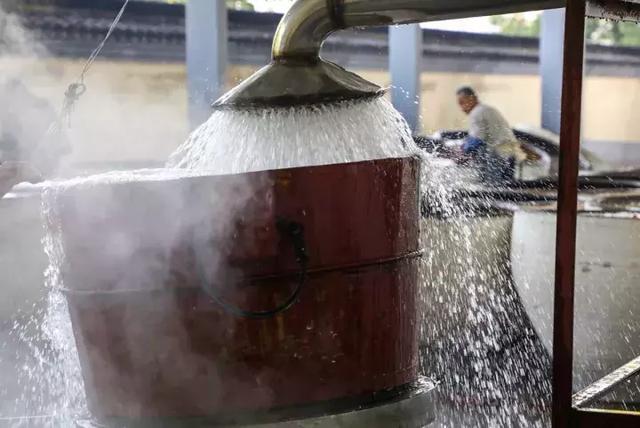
top-left (1, 0), bottom-right (639, 175)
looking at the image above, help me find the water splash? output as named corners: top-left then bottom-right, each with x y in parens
top-left (419, 163), bottom-right (552, 427)
top-left (3, 184), bottom-right (87, 427)
top-left (168, 97), bottom-right (418, 173)
top-left (3, 169), bottom-right (220, 426)
top-left (2, 94), bottom-right (557, 427)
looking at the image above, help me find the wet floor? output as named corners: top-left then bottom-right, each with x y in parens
top-left (0, 225), bottom-right (553, 427)
top-left (0, 327), bottom-right (550, 428)
top-left (426, 310), bottom-right (552, 428)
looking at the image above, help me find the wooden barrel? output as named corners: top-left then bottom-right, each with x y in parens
top-left (56, 157), bottom-right (422, 422)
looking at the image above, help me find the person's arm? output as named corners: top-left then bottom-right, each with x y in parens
top-left (0, 161), bottom-right (42, 198)
top-left (455, 110), bottom-right (484, 164)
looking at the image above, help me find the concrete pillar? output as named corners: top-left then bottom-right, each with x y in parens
top-left (389, 24), bottom-right (422, 133)
top-left (186, 0), bottom-right (228, 129)
top-left (540, 8), bottom-right (566, 135)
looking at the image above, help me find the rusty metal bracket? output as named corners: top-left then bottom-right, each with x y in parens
top-left (573, 356), bottom-right (640, 408)
top-left (551, 0), bottom-right (587, 425)
top-left (552, 1), bottom-right (640, 426)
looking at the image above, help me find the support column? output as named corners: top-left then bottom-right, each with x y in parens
top-left (540, 8), bottom-right (565, 135)
top-left (389, 24), bottom-right (422, 133)
top-left (186, 0), bottom-right (228, 129)
top-left (551, 0), bottom-right (586, 426)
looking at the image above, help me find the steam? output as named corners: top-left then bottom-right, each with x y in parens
top-left (0, 4), bottom-right (555, 427)
top-left (34, 168), bottom-right (263, 424)
top-left (0, 5), bottom-right (68, 177)
top-left (0, 4), bottom-right (46, 57)
top-left (0, 4), bottom-right (189, 181)
top-left (0, 6), bottom-right (195, 424)
top-left (2, 89), bottom-right (422, 424)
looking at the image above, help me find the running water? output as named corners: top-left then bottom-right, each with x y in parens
top-left (3, 169), bottom-right (217, 426)
top-left (4, 97), bottom-right (420, 426)
top-left (4, 95), bottom-right (553, 427)
top-left (419, 164), bottom-right (552, 427)
top-left (168, 97), bottom-right (418, 173)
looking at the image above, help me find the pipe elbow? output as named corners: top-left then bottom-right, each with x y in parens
top-left (272, 0), bottom-right (568, 62)
top-left (272, 0), bottom-right (341, 61)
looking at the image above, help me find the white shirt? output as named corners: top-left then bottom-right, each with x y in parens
top-left (468, 103), bottom-right (526, 161)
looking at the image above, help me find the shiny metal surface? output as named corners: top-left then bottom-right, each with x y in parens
top-left (339, 0), bottom-right (564, 28)
top-left (273, 0), bottom-right (566, 61)
top-left (213, 58), bottom-right (383, 109)
top-left (271, 0), bottom-right (336, 61)
top-left (216, 0), bottom-right (640, 109)
top-left (269, 0), bottom-right (639, 64)
top-left (216, 0), bottom-right (567, 109)
top-left (218, 0), bottom-right (384, 108)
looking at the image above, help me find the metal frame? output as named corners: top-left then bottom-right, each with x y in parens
top-left (552, 0), bottom-right (640, 426)
top-left (573, 356), bottom-right (640, 409)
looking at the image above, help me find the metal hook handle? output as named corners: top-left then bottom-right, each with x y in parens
top-left (198, 218), bottom-right (309, 320)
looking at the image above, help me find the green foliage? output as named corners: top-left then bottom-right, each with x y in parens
top-left (586, 19), bottom-right (640, 46)
top-left (491, 13), bottom-right (640, 46)
top-left (490, 14), bottom-right (540, 37)
top-left (226, 0), bottom-right (255, 11)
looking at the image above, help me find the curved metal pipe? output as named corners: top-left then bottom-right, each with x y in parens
top-left (215, 0), bottom-right (568, 109)
top-left (273, 0), bottom-right (565, 61)
top-left (272, 0), bottom-right (338, 60)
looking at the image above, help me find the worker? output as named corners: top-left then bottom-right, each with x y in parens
top-left (455, 86), bottom-right (526, 185)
